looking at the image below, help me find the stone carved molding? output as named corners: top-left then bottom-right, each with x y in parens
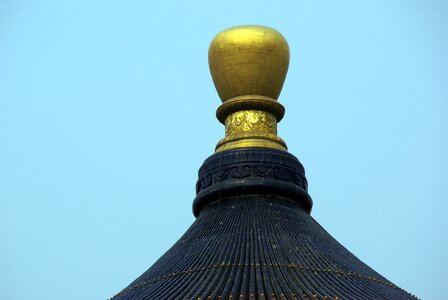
top-left (193, 148), bottom-right (312, 216)
top-left (196, 163), bottom-right (308, 195)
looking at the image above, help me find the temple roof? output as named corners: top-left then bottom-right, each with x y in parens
top-left (110, 26), bottom-right (418, 300)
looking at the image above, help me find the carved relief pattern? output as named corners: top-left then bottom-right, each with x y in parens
top-left (225, 110), bottom-right (277, 136)
top-left (196, 163), bottom-right (308, 194)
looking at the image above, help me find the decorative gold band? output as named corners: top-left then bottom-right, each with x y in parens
top-left (215, 110), bottom-right (287, 152)
top-left (216, 95), bottom-right (285, 124)
top-left (215, 95), bottom-right (287, 152)
top-left (225, 110), bottom-right (277, 136)
top-left (215, 134), bottom-right (287, 152)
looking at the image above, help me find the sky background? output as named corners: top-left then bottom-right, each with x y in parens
top-left (0, 1), bottom-right (447, 299)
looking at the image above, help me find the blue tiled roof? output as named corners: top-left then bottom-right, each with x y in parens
top-left (111, 148), bottom-right (417, 300)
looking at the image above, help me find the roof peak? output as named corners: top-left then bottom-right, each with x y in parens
top-left (208, 25), bottom-right (290, 152)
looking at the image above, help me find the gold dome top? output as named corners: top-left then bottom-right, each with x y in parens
top-left (209, 26), bottom-right (290, 152)
top-left (209, 25), bottom-right (290, 102)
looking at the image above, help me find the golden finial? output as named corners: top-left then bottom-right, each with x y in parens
top-left (209, 25), bottom-right (290, 152)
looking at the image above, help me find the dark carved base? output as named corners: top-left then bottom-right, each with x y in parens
top-left (193, 148), bottom-right (312, 217)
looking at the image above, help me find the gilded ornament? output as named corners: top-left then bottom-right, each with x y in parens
top-left (208, 25), bottom-right (290, 152)
top-left (225, 110), bottom-right (277, 136)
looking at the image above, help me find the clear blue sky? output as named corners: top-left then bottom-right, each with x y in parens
top-left (0, 1), bottom-right (446, 299)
